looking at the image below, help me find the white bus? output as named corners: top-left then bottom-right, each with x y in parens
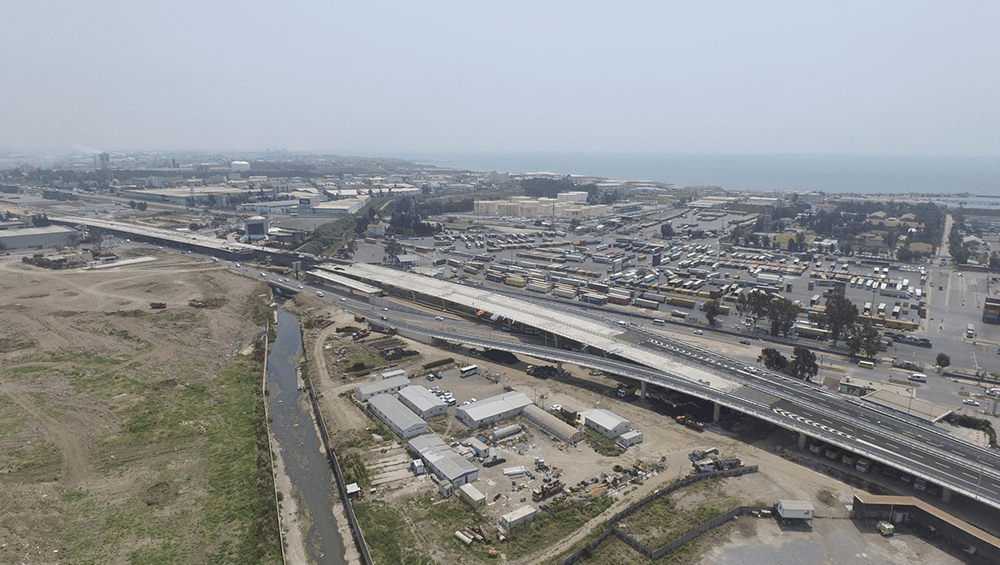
top-left (460, 365), bottom-right (479, 378)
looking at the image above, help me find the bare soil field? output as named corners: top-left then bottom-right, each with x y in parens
top-left (0, 255), bottom-right (281, 564)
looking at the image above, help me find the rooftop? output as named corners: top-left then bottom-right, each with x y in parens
top-left (409, 433), bottom-right (478, 483)
top-left (368, 393), bottom-right (426, 432)
top-left (586, 408), bottom-right (630, 430)
top-left (356, 375), bottom-right (410, 397)
top-left (457, 391), bottom-right (532, 422)
top-left (397, 385), bottom-right (447, 413)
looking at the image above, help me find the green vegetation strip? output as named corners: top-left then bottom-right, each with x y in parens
top-left (59, 346), bottom-right (282, 565)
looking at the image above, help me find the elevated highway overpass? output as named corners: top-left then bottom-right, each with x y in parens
top-left (331, 263), bottom-right (1000, 512)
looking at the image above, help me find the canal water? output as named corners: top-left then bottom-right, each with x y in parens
top-left (267, 306), bottom-right (347, 564)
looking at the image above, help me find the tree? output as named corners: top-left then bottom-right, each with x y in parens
top-left (703, 299), bottom-right (722, 326)
top-left (758, 348), bottom-right (789, 372)
top-left (660, 223), bottom-right (675, 238)
top-left (766, 297), bottom-right (801, 337)
top-left (846, 322), bottom-right (880, 358)
top-left (789, 346), bottom-right (819, 381)
top-left (937, 353), bottom-right (951, 368)
top-left (824, 294), bottom-right (858, 344)
top-left (137, 201), bottom-right (147, 211)
top-left (737, 289), bottom-right (771, 333)
top-left (128, 200), bottom-right (137, 209)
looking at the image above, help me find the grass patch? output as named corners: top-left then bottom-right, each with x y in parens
top-left (246, 284), bottom-right (273, 327)
top-left (12, 441), bottom-right (62, 473)
top-left (60, 353), bottom-right (281, 565)
top-left (618, 480), bottom-right (739, 550)
top-left (353, 499), bottom-right (434, 565)
top-left (356, 492), bottom-right (614, 564)
top-left (340, 452), bottom-right (372, 489)
top-left (585, 428), bottom-right (622, 457)
top-left (426, 414), bottom-right (449, 435)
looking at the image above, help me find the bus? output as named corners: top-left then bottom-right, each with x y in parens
top-left (863, 302), bottom-right (872, 315)
top-left (858, 360), bottom-right (875, 369)
top-left (460, 365), bottom-right (479, 378)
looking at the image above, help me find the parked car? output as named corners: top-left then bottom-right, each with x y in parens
top-left (963, 399), bottom-right (980, 406)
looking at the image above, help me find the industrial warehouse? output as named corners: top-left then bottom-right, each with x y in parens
top-left (455, 391), bottom-right (533, 429)
top-left (366, 393), bottom-right (428, 439)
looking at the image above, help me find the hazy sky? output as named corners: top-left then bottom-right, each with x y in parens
top-left (3, 1), bottom-right (998, 155)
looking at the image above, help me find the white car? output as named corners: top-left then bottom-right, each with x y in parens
top-left (340, 297), bottom-right (347, 301)
top-left (316, 291), bottom-right (324, 297)
top-left (987, 388), bottom-right (1000, 397)
top-left (298, 285), bottom-right (304, 289)
top-left (550, 404), bottom-right (562, 412)
top-left (435, 316), bottom-right (444, 321)
top-left (693, 330), bottom-right (704, 335)
top-left (963, 399), bottom-right (980, 406)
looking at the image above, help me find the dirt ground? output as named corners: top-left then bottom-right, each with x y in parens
top-left (0, 253), bottom-right (272, 564)
top-left (294, 297), bottom-right (977, 565)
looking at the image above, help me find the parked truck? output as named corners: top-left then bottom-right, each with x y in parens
top-left (675, 414), bottom-right (706, 431)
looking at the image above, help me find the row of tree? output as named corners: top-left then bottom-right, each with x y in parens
top-left (758, 347), bottom-right (818, 380)
top-left (734, 290), bottom-right (887, 358)
top-left (734, 290), bottom-right (801, 337)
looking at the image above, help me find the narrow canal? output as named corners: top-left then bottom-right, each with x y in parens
top-left (267, 306), bottom-right (347, 564)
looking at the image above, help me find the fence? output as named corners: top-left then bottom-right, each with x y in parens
top-left (557, 466), bottom-right (759, 565)
top-left (298, 325), bottom-right (375, 565)
top-left (305, 385), bottom-right (375, 565)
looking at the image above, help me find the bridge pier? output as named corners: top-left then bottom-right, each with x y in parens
top-left (557, 361), bottom-right (563, 373)
top-left (713, 402), bottom-right (721, 423)
top-left (640, 381), bottom-right (647, 401)
top-left (941, 487), bottom-right (952, 504)
top-left (798, 432), bottom-right (807, 450)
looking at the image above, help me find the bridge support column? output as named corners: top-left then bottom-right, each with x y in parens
top-left (798, 433), bottom-right (807, 450)
top-left (640, 381), bottom-right (647, 401)
top-left (556, 361), bottom-right (563, 373)
top-left (941, 487), bottom-right (952, 504)
top-left (713, 402), bottom-right (721, 423)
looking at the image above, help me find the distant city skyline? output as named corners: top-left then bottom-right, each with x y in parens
top-left (3, 2), bottom-right (999, 156)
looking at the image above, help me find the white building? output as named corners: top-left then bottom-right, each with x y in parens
top-left (367, 394), bottom-right (427, 439)
top-left (0, 225), bottom-right (78, 249)
top-left (380, 369), bottom-right (406, 380)
top-left (408, 433), bottom-right (479, 487)
top-left (354, 375), bottom-right (410, 402)
top-left (231, 161), bottom-right (251, 172)
top-left (556, 191), bottom-right (589, 203)
top-left (457, 483), bottom-right (486, 509)
top-left (500, 505), bottom-right (537, 532)
top-left (617, 430), bottom-right (643, 447)
top-left (584, 408), bottom-right (631, 439)
top-left (313, 196), bottom-right (370, 216)
top-left (397, 386), bottom-right (448, 419)
top-left (455, 391), bottom-right (532, 429)
top-left (521, 405), bottom-right (583, 444)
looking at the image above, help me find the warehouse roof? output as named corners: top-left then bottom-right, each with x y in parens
top-left (586, 408), bottom-right (630, 430)
top-left (457, 391), bottom-right (531, 422)
top-left (368, 394), bottom-right (426, 432)
top-left (398, 385), bottom-right (447, 413)
top-left (409, 433), bottom-right (478, 484)
top-left (356, 375), bottom-right (410, 397)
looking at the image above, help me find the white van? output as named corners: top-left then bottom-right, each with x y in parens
top-left (908, 373), bottom-right (927, 382)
